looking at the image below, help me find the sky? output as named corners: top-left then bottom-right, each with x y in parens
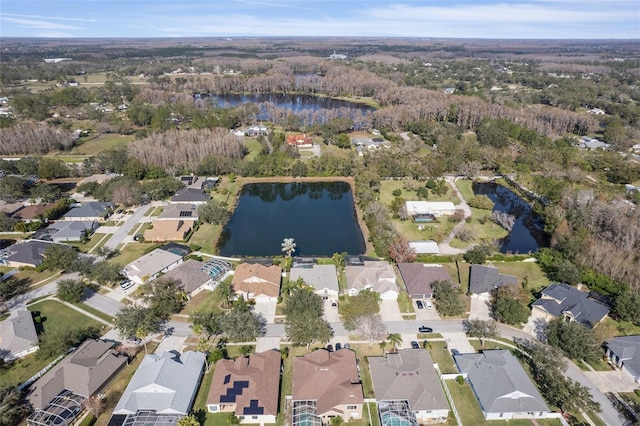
top-left (0, 0), bottom-right (639, 39)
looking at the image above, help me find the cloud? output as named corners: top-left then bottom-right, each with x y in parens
top-left (2, 13), bottom-right (97, 22)
top-left (1, 16), bottom-right (85, 30)
top-left (234, 0), bottom-right (319, 11)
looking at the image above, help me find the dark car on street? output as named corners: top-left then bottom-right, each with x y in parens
top-left (416, 300), bottom-right (424, 309)
top-left (418, 326), bottom-right (433, 333)
top-left (411, 341), bottom-right (420, 349)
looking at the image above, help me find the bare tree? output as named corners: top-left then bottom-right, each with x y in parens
top-left (355, 314), bottom-right (388, 344)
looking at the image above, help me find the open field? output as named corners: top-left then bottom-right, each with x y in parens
top-left (70, 134), bottom-right (135, 155)
top-left (111, 242), bottom-right (161, 266)
top-left (188, 223), bottom-right (222, 254)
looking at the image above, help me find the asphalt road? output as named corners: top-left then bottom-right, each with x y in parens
top-left (102, 204), bottom-right (152, 250)
top-left (2, 272), bottom-right (80, 310)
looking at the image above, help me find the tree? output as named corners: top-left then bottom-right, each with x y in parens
top-left (198, 199), bottom-right (231, 225)
top-left (492, 286), bottom-right (530, 325)
top-left (354, 313), bottom-right (387, 344)
top-left (219, 306), bottom-right (266, 342)
top-left (432, 280), bottom-right (465, 317)
top-left (115, 306), bottom-right (164, 353)
top-left (463, 319), bottom-right (499, 347)
top-left (44, 244), bottom-right (79, 272)
top-left (215, 280), bottom-right (234, 309)
top-left (613, 291), bottom-right (640, 325)
top-left (342, 289), bottom-right (381, 331)
top-left (0, 386), bottom-right (29, 426)
top-left (284, 288), bottom-right (332, 347)
top-left (387, 237), bottom-right (417, 264)
top-left (190, 312), bottom-right (222, 338)
top-left (387, 333), bottom-right (403, 352)
top-left (545, 318), bottom-right (601, 363)
top-left (57, 279), bottom-right (87, 303)
top-left (37, 158), bottom-right (69, 180)
top-left (86, 261), bottom-right (123, 286)
top-left (140, 279), bottom-right (187, 320)
top-left (0, 176), bottom-right (27, 202)
top-left (467, 195), bottom-right (494, 210)
top-left (37, 326), bottom-right (101, 359)
top-left (177, 414), bottom-right (201, 426)
top-left (281, 237), bottom-right (296, 258)
top-left (463, 244), bottom-right (492, 264)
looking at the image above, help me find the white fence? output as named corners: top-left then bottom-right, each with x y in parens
top-left (434, 363), bottom-right (463, 426)
top-left (17, 347), bottom-right (75, 391)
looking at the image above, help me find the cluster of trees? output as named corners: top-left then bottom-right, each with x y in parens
top-left (492, 286), bottom-right (531, 326)
top-left (283, 287), bottom-right (332, 347)
top-left (342, 290), bottom-right (387, 343)
top-left (78, 175), bottom-right (183, 206)
top-left (44, 244), bottom-right (123, 286)
top-left (545, 318), bottom-right (601, 363)
top-left (0, 124), bottom-right (75, 155)
top-left (432, 280), bottom-right (466, 317)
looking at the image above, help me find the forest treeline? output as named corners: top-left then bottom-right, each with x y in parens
top-left (0, 124), bottom-right (74, 155)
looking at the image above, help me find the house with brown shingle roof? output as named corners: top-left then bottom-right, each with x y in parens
top-left (232, 263), bottom-right (282, 302)
top-left (345, 260), bottom-right (398, 300)
top-left (206, 349), bottom-right (281, 423)
top-left (12, 204), bottom-right (49, 222)
top-left (397, 263), bottom-right (452, 300)
top-left (292, 349), bottom-right (363, 425)
top-left (143, 219), bottom-right (195, 242)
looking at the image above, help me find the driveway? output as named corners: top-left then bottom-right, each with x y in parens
top-left (253, 300), bottom-right (277, 324)
top-left (469, 294), bottom-right (492, 320)
top-left (84, 290), bottom-right (124, 317)
top-left (583, 370), bottom-right (638, 393)
top-left (441, 332), bottom-right (475, 354)
top-left (380, 299), bottom-right (403, 321)
top-left (414, 301), bottom-right (442, 321)
top-left (323, 299), bottom-right (340, 322)
top-left (103, 204), bottom-right (152, 250)
top-left (256, 336), bottom-right (282, 353)
top-left (156, 335), bottom-right (187, 353)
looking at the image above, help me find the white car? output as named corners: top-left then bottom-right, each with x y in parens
top-left (330, 299), bottom-right (338, 309)
top-left (120, 280), bottom-right (134, 290)
top-left (425, 299), bottom-right (433, 309)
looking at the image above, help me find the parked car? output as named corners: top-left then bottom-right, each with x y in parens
top-left (326, 344), bottom-right (334, 352)
top-left (451, 349), bottom-right (460, 356)
top-left (133, 233), bottom-right (144, 242)
top-left (120, 280), bottom-right (134, 290)
top-left (416, 300), bottom-right (424, 309)
top-left (330, 300), bottom-right (338, 309)
top-left (425, 299), bottom-right (433, 309)
top-left (344, 343), bottom-right (351, 350)
top-left (411, 341), bottom-right (420, 349)
top-left (335, 343), bottom-right (342, 351)
top-left (126, 336), bottom-right (141, 345)
top-left (418, 326), bottom-right (433, 333)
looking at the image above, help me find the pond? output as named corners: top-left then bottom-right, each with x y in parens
top-left (472, 181), bottom-right (549, 254)
top-left (218, 181), bottom-right (365, 257)
top-left (210, 93), bottom-right (375, 114)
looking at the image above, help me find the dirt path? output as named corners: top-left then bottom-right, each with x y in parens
top-left (438, 176), bottom-right (473, 255)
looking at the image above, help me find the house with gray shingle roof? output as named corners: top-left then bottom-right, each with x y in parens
top-left (290, 264), bottom-right (339, 299)
top-left (454, 350), bottom-right (552, 420)
top-left (369, 349), bottom-right (450, 423)
top-left (170, 187), bottom-right (210, 204)
top-left (345, 261), bottom-right (398, 300)
top-left (468, 265), bottom-right (518, 295)
top-left (0, 309), bottom-right (39, 361)
top-left (48, 220), bottom-right (99, 243)
top-left (606, 335), bottom-right (640, 384)
top-left (0, 239), bottom-right (58, 268)
top-left (62, 202), bottom-right (113, 221)
top-left (532, 283), bottom-right (609, 328)
top-left (110, 351), bottom-right (205, 425)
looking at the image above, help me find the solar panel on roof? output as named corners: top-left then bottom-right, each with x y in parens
top-left (224, 374), bottom-right (231, 384)
top-left (220, 380), bottom-right (249, 403)
top-left (243, 399), bottom-right (264, 415)
top-left (179, 211), bottom-right (193, 217)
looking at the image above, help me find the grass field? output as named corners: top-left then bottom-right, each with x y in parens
top-left (428, 341), bottom-right (457, 374)
top-left (111, 242), bottom-right (161, 266)
top-left (243, 138), bottom-right (264, 162)
top-left (70, 134), bottom-right (135, 155)
top-left (379, 179), bottom-right (460, 207)
top-left (189, 223), bottom-right (222, 254)
top-left (180, 289), bottom-right (225, 315)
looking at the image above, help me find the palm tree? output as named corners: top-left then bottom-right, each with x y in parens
top-left (379, 340), bottom-right (388, 355)
top-left (281, 237), bottom-right (296, 258)
top-left (215, 280), bottom-right (234, 309)
top-left (387, 333), bottom-right (402, 353)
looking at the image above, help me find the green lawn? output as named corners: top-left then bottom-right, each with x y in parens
top-left (397, 291), bottom-right (415, 314)
top-left (0, 299), bottom-right (105, 387)
top-left (379, 180), bottom-right (460, 207)
top-left (11, 268), bottom-right (60, 288)
top-left (181, 289), bottom-right (225, 315)
top-left (428, 341), bottom-right (457, 374)
top-left (189, 223), bottom-right (222, 254)
top-left (111, 242), bottom-right (161, 266)
top-left (455, 179), bottom-right (475, 202)
top-left (243, 138), bottom-right (263, 162)
top-left (70, 134), bottom-right (135, 155)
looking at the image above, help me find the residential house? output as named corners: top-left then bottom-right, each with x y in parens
top-left (351, 137), bottom-right (391, 156)
top-left (206, 349), bottom-right (281, 423)
top-left (397, 263), bottom-right (452, 300)
top-left (468, 265), bottom-right (518, 295)
top-left (170, 187), bottom-right (210, 204)
top-left (605, 336), bottom-right (640, 384)
top-left (12, 204), bottom-right (49, 222)
top-left (405, 201), bottom-right (456, 217)
top-left (0, 239), bottom-right (58, 268)
top-left (76, 173), bottom-right (119, 186)
top-left (233, 262), bottom-right (282, 302)
top-left (0, 309), bottom-right (39, 361)
top-left (292, 349), bottom-right (363, 425)
top-left (454, 350), bottom-right (552, 420)
top-left (48, 220), bottom-right (99, 243)
top-left (110, 351), bottom-right (206, 425)
top-left (578, 136), bottom-right (610, 150)
top-left (345, 260), bottom-right (398, 300)
top-left (155, 258), bottom-right (230, 297)
top-left (177, 175), bottom-right (219, 190)
top-left (143, 219), bottom-right (195, 242)
top-left (62, 202), bottom-right (114, 221)
top-left (27, 339), bottom-right (127, 409)
top-left (531, 283), bottom-right (609, 328)
top-left (290, 264), bottom-right (339, 300)
top-left (587, 107), bottom-right (605, 115)
top-left (123, 248), bottom-right (183, 284)
top-left (157, 203), bottom-right (199, 221)
top-left (369, 350), bottom-right (450, 424)
top-left (286, 134), bottom-right (313, 148)
top-left (408, 240), bottom-right (439, 255)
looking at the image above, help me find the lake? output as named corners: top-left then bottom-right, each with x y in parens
top-left (472, 181), bottom-right (549, 254)
top-left (218, 181), bottom-right (366, 257)
top-left (210, 93), bottom-right (375, 114)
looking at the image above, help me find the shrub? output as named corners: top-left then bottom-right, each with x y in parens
top-left (456, 375), bottom-right (465, 384)
top-left (468, 195), bottom-right (494, 210)
top-left (392, 189), bottom-right (401, 196)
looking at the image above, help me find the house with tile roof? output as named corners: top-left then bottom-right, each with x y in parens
top-left (532, 283), bottom-right (609, 328)
top-left (292, 349), bottom-right (363, 425)
top-left (233, 263), bottom-right (282, 302)
top-left (454, 350), bottom-right (552, 420)
top-left (369, 349), bottom-right (450, 423)
top-left (290, 264), bottom-right (339, 299)
top-left (286, 134), bottom-right (313, 148)
top-left (12, 204), bottom-right (49, 222)
top-left (110, 351), bottom-right (205, 425)
top-left (397, 263), bottom-right (452, 300)
top-left (468, 264), bottom-right (518, 295)
top-left (206, 349), bottom-right (281, 423)
top-left (345, 260), bottom-right (398, 300)
top-left (27, 339), bottom-right (127, 409)
top-left (606, 335), bottom-right (640, 384)
top-left (0, 309), bottom-right (39, 361)
top-left (143, 219), bottom-right (194, 242)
